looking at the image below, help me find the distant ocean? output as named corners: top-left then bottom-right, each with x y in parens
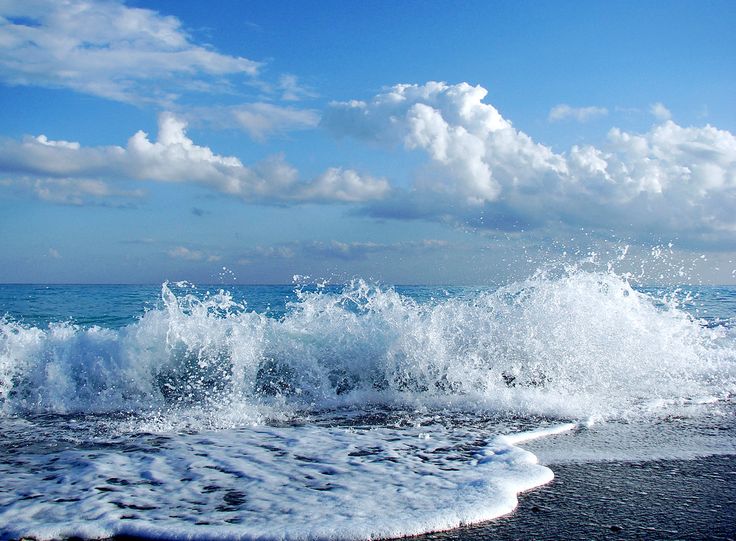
top-left (1, 266), bottom-right (735, 540)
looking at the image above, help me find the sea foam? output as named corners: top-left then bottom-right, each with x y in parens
top-left (0, 422), bottom-right (574, 541)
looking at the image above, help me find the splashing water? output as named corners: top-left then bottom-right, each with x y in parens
top-left (2, 267), bottom-right (733, 425)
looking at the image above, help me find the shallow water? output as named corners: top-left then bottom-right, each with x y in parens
top-left (1, 269), bottom-right (734, 539)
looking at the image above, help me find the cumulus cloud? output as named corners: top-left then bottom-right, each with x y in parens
top-left (327, 82), bottom-right (736, 242)
top-left (0, 0), bottom-right (260, 104)
top-left (548, 104), bottom-right (608, 123)
top-left (0, 113), bottom-right (390, 204)
top-left (650, 102), bottom-right (672, 121)
top-left (324, 81), bottom-right (566, 205)
top-left (573, 121), bottom-right (736, 234)
top-left (297, 168), bottom-right (390, 202)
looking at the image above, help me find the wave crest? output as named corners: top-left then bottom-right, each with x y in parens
top-left (1, 270), bottom-right (734, 422)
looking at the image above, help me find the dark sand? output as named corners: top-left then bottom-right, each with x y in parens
top-left (418, 454), bottom-right (736, 541)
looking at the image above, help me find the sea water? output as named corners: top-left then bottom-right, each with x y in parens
top-left (0, 266), bottom-right (734, 540)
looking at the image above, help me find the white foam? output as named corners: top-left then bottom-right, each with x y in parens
top-left (0, 423), bottom-right (566, 540)
top-left (501, 422), bottom-right (577, 445)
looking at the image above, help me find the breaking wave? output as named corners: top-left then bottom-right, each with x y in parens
top-left (1, 268), bottom-right (734, 423)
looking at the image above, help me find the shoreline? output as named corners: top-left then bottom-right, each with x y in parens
top-left (417, 454), bottom-right (736, 541)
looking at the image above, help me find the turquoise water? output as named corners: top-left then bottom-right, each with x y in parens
top-left (0, 283), bottom-right (491, 328)
top-left (2, 282), bottom-right (734, 329)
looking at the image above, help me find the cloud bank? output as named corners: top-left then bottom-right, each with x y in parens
top-left (325, 82), bottom-right (736, 242)
top-left (0, 113), bottom-right (389, 204)
top-left (238, 239), bottom-right (450, 264)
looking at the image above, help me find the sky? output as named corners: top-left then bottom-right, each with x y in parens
top-left (0, 0), bottom-right (734, 285)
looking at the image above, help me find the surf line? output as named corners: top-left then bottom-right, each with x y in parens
top-left (500, 422), bottom-right (578, 446)
top-left (458, 422), bottom-right (578, 529)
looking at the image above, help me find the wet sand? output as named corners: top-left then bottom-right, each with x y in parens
top-left (418, 454), bottom-right (736, 541)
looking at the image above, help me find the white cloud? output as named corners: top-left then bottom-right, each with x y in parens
top-left (167, 246), bottom-right (221, 262)
top-left (650, 102), bottom-right (673, 121)
top-left (324, 81), bottom-right (566, 205)
top-left (47, 248), bottom-right (61, 259)
top-left (34, 135), bottom-right (80, 150)
top-left (297, 168), bottom-right (390, 202)
top-left (0, 112), bottom-right (389, 204)
top-left (580, 121), bottom-right (736, 233)
top-left (548, 104), bottom-right (608, 123)
top-left (0, 0), bottom-right (260, 104)
top-left (327, 82), bottom-right (736, 241)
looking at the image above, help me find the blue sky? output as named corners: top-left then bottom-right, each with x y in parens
top-left (0, 0), bottom-right (734, 284)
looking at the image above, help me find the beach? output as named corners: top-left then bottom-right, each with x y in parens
top-left (421, 455), bottom-right (736, 541)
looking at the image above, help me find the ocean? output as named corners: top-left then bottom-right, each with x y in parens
top-left (1, 266), bottom-right (735, 540)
